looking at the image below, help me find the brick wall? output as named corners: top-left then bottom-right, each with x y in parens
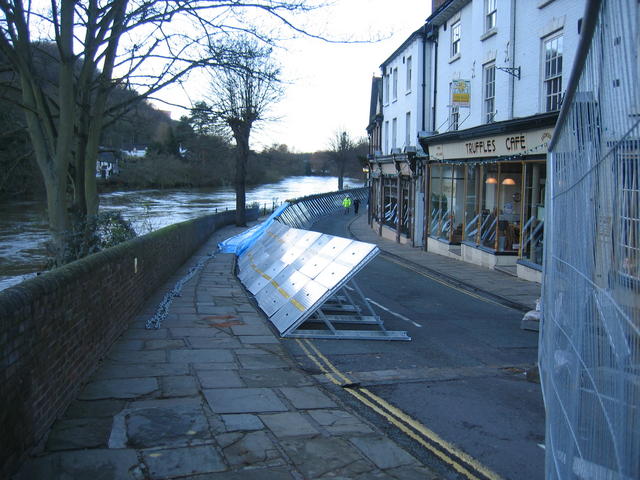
top-left (0, 209), bottom-right (256, 477)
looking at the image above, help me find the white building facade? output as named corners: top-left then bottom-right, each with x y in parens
top-left (369, 26), bottom-right (436, 247)
top-left (368, 0), bottom-right (586, 282)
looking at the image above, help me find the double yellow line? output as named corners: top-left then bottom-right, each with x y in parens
top-left (296, 338), bottom-right (504, 480)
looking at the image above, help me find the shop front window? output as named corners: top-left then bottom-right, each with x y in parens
top-left (430, 165), bottom-right (445, 237)
top-left (439, 165), bottom-right (453, 241)
top-left (383, 177), bottom-right (398, 228)
top-left (400, 177), bottom-right (411, 237)
top-left (497, 163), bottom-right (522, 252)
top-left (522, 162), bottom-right (546, 265)
top-left (450, 166), bottom-right (465, 243)
top-left (464, 166), bottom-right (481, 243)
top-left (480, 165), bottom-right (499, 248)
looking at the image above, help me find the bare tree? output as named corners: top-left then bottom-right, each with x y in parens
top-left (208, 37), bottom-right (282, 226)
top-left (329, 129), bottom-right (355, 191)
top-left (0, 0), bottom-right (317, 263)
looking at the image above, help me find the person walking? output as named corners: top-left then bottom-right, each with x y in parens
top-left (353, 198), bottom-right (360, 215)
top-left (342, 195), bottom-right (352, 214)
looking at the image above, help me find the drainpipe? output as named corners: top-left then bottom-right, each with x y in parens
top-left (431, 35), bottom-right (438, 133)
top-left (509, 0), bottom-right (516, 119)
top-left (421, 28), bottom-right (427, 132)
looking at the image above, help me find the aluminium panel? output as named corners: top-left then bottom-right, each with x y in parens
top-left (314, 262), bottom-right (353, 290)
top-left (298, 253), bottom-right (334, 279)
top-left (246, 258), bottom-right (287, 295)
top-left (270, 281), bottom-right (329, 334)
top-left (280, 234), bottom-right (329, 264)
top-left (254, 269), bottom-right (312, 317)
top-left (316, 236), bottom-right (352, 260)
top-left (334, 241), bottom-right (378, 268)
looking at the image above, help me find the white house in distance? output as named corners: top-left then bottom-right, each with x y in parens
top-left (367, 0), bottom-right (586, 283)
top-left (367, 24), bottom-right (435, 248)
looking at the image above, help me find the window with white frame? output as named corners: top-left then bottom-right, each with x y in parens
top-left (405, 112), bottom-right (411, 147)
top-left (449, 105), bottom-right (459, 131)
top-left (384, 121), bottom-right (389, 153)
top-left (392, 118), bottom-right (397, 150)
top-left (543, 34), bottom-right (563, 112)
top-left (392, 67), bottom-right (398, 101)
top-left (406, 56), bottom-right (412, 91)
top-left (384, 74), bottom-right (390, 105)
top-left (483, 63), bottom-right (496, 122)
top-left (451, 21), bottom-right (461, 57)
top-left (485, 0), bottom-right (497, 32)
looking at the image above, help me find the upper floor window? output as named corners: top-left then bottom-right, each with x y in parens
top-left (406, 56), bottom-right (412, 91)
top-left (485, 0), bottom-right (497, 32)
top-left (392, 67), bottom-right (398, 101)
top-left (543, 34), bottom-right (563, 112)
top-left (392, 118), bottom-right (398, 150)
top-left (405, 112), bottom-right (411, 147)
top-left (483, 63), bottom-right (496, 122)
top-left (384, 74), bottom-right (390, 105)
top-left (451, 21), bottom-right (461, 58)
top-left (384, 121), bottom-right (389, 153)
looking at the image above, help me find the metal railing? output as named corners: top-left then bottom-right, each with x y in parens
top-left (276, 187), bottom-right (368, 229)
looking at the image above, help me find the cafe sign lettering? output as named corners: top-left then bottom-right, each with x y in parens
top-left (429, 128), bottom-right (554, 160)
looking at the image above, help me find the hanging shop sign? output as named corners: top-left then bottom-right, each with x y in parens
top-left (451, 80), bottom-right (471, 107)
top-left (429, 127), bottom-right (554, 161)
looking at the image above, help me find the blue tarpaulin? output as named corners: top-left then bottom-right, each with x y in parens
top-left (218, 203), bottom-right (290, 256)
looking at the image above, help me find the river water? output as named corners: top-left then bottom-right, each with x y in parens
top-left (0, 176), bottom-right (362, 292)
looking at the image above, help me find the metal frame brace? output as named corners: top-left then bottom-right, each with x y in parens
top-left (283, 279), bottom-right (411, 341)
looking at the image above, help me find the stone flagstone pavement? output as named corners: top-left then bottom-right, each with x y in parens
top-left (16, 223), bottom-right (439, 480)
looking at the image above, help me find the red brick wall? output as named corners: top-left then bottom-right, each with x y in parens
top-left (0, 209), bottom-right (253, 477)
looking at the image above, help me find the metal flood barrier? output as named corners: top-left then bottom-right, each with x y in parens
top-left (237, 221), bottom-right (410, 341)
top-left (276, 187), bottom-right (368, 229)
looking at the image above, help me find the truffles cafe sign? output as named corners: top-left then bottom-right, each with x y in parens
top-left (429, 128), bottom-right (554, 161)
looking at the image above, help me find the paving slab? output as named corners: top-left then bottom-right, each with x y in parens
top-left (349, 436), bottom-right (418, 470)
top-left (230, 323), bottom-right (274, 336)
top-left (168, 349), bottom-right (234, 364)
top-left (218, 430), bottom-right (284, 468)
top-left (46, 417), bottom-right (113, 451)
top-left (197, 370), bottom-right (245, 388)
top-left (187, 337), bottom-right (243, 349)
top-left (237, 353), bottom-right (290, 369)
top-left (308, 409), bottom-right (374, 435)
top-left (260, 412), bottom-right (319, 438)
top-left (239, 368), bottom-right (312, 388)
top-left (169, 327), bottom-right (231, 338)
top-left (177, 467), bottom-right (295, 480)
top-left (79, 377), bottom-right (158, 400)
top-left (64, 399), bottom-right (126, 419)
top-left (121, 404), bottom-right (210, 449)
top-left (16, 449), bottom-right (142, 480)
top-left (92, 363), bottom-right (190, 379)
top-left (160, 375), bottom-right (199, 397)
top-left (204, 388), bottom-right (288, 413)
top-left (281, 437), bottom-right (375, 479)
top-left (279, 386), bottom-right (337, 409)
top-left (221, 414), bottom-right (264, 432)
top-left (145, 339), bottom-right (186, 350)
top-left (107, 349), bottom-right (167, 363)
top-left (238, 335), bottom-right (280, 344)
top-left (142, 444), bottom-right (226, 478)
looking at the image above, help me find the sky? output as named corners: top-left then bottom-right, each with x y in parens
top-left (156, 0), bottom-right (431, 153)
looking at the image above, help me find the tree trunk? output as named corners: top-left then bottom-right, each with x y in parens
top-left (234, 130), bottom-right (250, 227)
top-left (337, 156), bottom-right (346, 190)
